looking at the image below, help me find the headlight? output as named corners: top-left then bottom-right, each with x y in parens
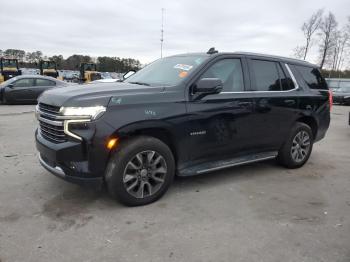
top-left (60, 106), bottom-right (106, 120)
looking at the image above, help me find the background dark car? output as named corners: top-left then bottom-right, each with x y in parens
top-left (326, 78), bottom-right (341, 91)
top-left (332, 80), bottom-right (350, 105)
top-left (0, 75), bottom-right (69, 104)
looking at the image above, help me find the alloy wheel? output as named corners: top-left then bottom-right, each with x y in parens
top-left (290, 130), bottom-right (311, 163)
top-left (122, 150), bottom-right (167, 199)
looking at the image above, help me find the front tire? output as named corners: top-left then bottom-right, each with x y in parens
top-left (277, 122), bottom-right (313, 169)
top-left (105, 136), bottom-right (175, 206)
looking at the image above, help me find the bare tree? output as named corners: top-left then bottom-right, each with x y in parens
top-left (329, 16), bottom-right (350, 72)
top-left (319, 12), bottom-right (338, 69)
top-left (332, 30), bottom-right (349, 71)
top-left (338, 17), bottom-right (350, 70)
top-left (301, 9), bottom-right (323, 60)
top-left (292, 46), bottom-right (306, 59)
top-left (331, 30), bottom-right (341, 70)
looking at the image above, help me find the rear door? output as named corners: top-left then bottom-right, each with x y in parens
top-left (33, 78), bottom-right (56, 101)
top-left (5, 78), bottom-right (35, 102)
top-left (185, 56), bottom-right (257, 162)
top-left (290, 64), bottom-right (330, 140)
top-left (246, 58), bottom-right (300, 151)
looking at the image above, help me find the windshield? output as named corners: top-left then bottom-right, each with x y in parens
top-left (0, 76), bottom-right (17, 86)
top-left (42, 61), bottom-right (56, 69)
top-left (2, 59), bottom-right (18, 68)
top-left (125, 55), bottom-right (208, 86)
top-left (83, 64), bottom-right (97, 71)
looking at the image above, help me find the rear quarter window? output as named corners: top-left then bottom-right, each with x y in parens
top-left (295, 65), bottom-right (328, 90)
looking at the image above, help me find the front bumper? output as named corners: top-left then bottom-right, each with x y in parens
top-left (36, 130), bottom-right (103, 188)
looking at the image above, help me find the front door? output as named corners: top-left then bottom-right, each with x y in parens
top-left (6, 78), bottom-right (35, 102)
top-left (185, 57), bottom-right (256, 163)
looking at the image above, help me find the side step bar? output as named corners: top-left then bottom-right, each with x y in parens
top-left (178, 151), bottom-right (278, 177)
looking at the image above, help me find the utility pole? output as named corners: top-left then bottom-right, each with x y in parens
top-left (160, 8), bottom-right (165, 58)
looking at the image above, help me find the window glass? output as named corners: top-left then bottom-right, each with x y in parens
top-left (338, 81), bottom-right (350, 91)
top-left (295, 65), bottom-right (327, 90)
top-left (251, 60), bottom-right (281, 91)
top-left (200, 59), bottom-right (244, 92)
top-left (326, 79), bottom-right (340, 89)
top-left (277, 64), bottom-right (294, 90)
top-left (125, 55), bottom-right (208, 86)
top-left (13, 79), bottom-right (34, 87)
top-left (35, 79), bottom-right (56, 87)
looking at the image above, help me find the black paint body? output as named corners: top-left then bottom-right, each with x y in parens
top-left (35, 52), bottom-right (331, 186)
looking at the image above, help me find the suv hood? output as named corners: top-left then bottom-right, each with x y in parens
top-left (38, 82), bottom-right (165, 107)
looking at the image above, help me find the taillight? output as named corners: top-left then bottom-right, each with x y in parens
top-left (328, 89), bottom-right (333, 111)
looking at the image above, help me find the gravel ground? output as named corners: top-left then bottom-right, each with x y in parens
top-left (0, 104), bottom-right (349, 262)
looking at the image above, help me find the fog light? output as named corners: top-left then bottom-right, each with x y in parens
top-left (107, 138), bottom-right (119, 150)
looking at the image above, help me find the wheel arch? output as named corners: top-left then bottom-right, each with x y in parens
top-left (111, 121), bottom-right (179, 164)
top-left (296, 116), bottom-right (318, 139)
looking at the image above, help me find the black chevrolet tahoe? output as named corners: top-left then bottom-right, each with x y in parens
top-left (35, 49), bottom-right (331, 206)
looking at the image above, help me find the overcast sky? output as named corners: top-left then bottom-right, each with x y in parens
top-left (0, 0), bottom-right (348, 64)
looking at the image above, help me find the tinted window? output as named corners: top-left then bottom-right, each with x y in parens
top-left (36, 79), bottom-right (56, 87)
top-left (201, 59), bottom-right (244, 92)
top-left (250, 60), bottom-right (281, 91)
top-left (12, 78), bottom-right (34, 87)
top-left (277, 64), bottom-right (294, 90)
top-left (295, 66), bottom-right (327, 90)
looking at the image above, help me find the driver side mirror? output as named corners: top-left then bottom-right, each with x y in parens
top-left (7, 84), bottom-right (14, 89)
top-left (193, 78), bottom-right (223, 96)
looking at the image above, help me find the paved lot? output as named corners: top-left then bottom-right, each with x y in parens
top-left (0, 104), bottom-right (349, 262)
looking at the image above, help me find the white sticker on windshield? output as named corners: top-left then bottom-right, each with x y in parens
top-left (174, 64), bottom-right (193, 71)
top-left (194, 58), bottom-right (203, 65)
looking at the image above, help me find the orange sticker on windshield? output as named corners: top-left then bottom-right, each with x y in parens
top-left (179, 71), bottom-right (188, 78)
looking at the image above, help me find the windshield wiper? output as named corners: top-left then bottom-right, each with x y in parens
top-left (129, 81), bottom-right (151, 86)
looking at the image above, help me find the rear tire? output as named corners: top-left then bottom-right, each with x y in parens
top-left (105, 136), bottom-right (175, 206)
top-left (277, 122), bottom-right (313, 169)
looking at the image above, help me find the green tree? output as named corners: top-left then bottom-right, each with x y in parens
top-left (63, 55), bottom-right (92, 70)
top-left (4, 49), bottom-right (26, 61)
top-left (49, 55), bottom-right (64, 69)
top-left (97, 56), bottom-right (118, 72)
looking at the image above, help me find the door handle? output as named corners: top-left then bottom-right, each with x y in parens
top-left (284, 99), bottom-right (296, 106)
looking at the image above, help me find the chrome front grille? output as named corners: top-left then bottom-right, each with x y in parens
top-left (37, 103), bottom-right (67, 143)
top-left (39, 103), bottom-right (60, 115)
